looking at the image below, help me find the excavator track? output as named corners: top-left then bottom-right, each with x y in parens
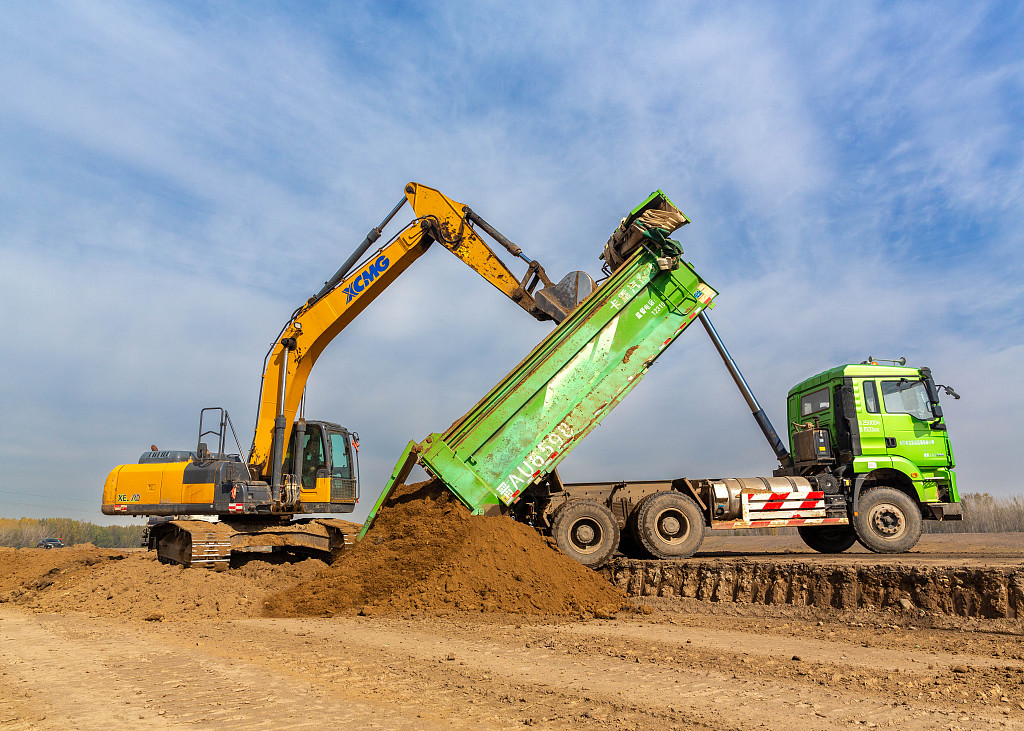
top-left (148, 518), bottom-right (359, 569)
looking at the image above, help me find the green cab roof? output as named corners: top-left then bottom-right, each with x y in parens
top-left (788, 363), bottom-right (923, 398)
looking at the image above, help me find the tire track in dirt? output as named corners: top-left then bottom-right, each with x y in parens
top-left (2, 606), bottom-right (1022, 730)
top-left (250, 617), bottom-right (1021, 730)
top-left (564, 621), bottom-right (1022, 673)
top-left (0, 610), bottom-right (471, 730)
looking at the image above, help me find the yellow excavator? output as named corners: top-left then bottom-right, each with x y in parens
top-left (101, 183), bottom-right (593, 567)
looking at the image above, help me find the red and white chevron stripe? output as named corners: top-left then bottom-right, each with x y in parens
top-left (742, 490), bottom-right (827, 521)
top-left (758, 491), bottom-right (825, 510)
top-left (712, 516), bottom-right (848, 530)
top-left (227, 503), bottom-right (244, 514)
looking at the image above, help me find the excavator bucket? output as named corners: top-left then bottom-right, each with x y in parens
top-left (534, 270), bottom-right (596, 323)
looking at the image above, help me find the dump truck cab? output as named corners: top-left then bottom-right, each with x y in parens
top-left (786, 362), bottom-right (960, 518)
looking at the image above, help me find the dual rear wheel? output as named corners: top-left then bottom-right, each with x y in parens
top-left (550, 491), bottom-right (705, 566)
top-left (550, 500), bottom-right (619, 567)
top-left (631, 491), bottom-right (704, 560)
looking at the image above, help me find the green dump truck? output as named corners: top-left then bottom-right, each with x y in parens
top-left (364, 190), bottom-right (962, 566)
top-left (554, 349), bottom-right (962, 564)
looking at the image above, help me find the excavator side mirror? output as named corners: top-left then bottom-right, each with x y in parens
top-left (535, 271), bottom-right (596, 323)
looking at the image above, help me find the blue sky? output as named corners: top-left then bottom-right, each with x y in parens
top-left (1, 1), bottom-right (1021, 523)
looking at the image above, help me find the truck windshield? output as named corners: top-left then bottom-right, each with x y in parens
top-left (881, 380), bottom-right (933, 421)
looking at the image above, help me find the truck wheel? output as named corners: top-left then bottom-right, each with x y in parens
top-left (634, 491), bottom-right (704, 560)
top-left (852, 487), bottom-right (923, 554)
top-left (797, 525), bottom-right (857, 554)
top-left (551, 500), bottom-right (620, 568)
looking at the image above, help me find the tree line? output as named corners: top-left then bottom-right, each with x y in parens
top-left (0, 517), bottom-right (146, 548)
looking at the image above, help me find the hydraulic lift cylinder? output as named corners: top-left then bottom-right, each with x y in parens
top-left (313, 196), bottom-right (408, 302)
top-left (269, 338), bottom-right (295, 494)
top-left (698, 311), bottom-right (791, 467)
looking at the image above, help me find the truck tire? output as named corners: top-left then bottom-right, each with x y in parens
top-left (852, 487), bottom-right (923, 554)
top-left (633, 491), bottom-right (704, 560)
top-left (551, 500), bottom-right (620, 568)
top-left (797, 524), bottom-right (857, 554)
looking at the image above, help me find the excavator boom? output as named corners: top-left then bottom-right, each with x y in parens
top-left (248, 182), bottom-right (592, 481)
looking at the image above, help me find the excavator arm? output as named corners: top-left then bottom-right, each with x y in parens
top-left (249, 182), bottom-right (592, 482)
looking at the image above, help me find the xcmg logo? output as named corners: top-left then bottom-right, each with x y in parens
top-left (343, 255), bottom-right (390, 302)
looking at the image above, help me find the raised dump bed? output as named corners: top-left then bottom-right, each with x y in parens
top-left (362, 195), bottom-right (716, 533)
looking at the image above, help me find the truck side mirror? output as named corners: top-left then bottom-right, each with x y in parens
top-left (938, 384), bottom-right (960, 400)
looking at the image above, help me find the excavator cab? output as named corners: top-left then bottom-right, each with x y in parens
top-left (283, 420), bottom-right (359, 511)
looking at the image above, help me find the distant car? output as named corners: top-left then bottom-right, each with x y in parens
top-left (36, 538), bottom-right (64, 549)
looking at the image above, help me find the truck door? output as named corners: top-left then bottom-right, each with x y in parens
top-left (878, 378), bottom-right (949, 467)
top-left (856, 379), bottom-right (887, 457)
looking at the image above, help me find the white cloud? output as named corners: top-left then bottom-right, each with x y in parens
top-left (0, 1), bottom-right (1021, 524)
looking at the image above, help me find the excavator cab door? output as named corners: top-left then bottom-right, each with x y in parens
top-left (326, 428), bottom-right (359, 504)
top-left (283, 423), bottom-right (331, 501)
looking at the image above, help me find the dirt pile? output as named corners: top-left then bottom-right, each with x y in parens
top-left (264, 480), bottom-right (626, 617)
top-left (0, 546), bottom-right (326, 620)
top-left (0, 546), bottom-right (127, 593)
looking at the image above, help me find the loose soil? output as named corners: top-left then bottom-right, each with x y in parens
top-left (263, 480), bottom-right (626, 617)
top-left (1, 600), bottom-right (1022, 730)
top-left (0, 546), bottom-right (325, 620)
top-left (0, 532), bottom-right (1021, 729)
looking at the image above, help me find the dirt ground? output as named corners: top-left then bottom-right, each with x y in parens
top-left (1, 533), bottom-right (1022, 730)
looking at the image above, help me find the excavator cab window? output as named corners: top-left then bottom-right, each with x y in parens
top-left (327, 430), bottom-right (357, 502)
